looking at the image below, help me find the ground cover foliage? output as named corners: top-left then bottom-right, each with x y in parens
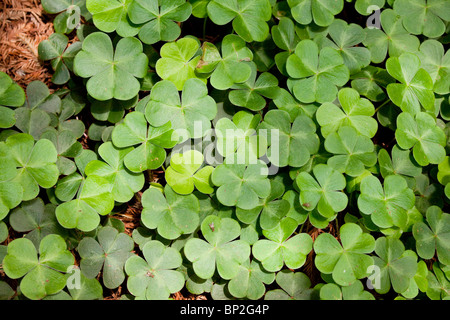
top-left (0, 0), bottom-right (450, 301)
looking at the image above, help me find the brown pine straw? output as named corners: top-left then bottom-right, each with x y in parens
top-left (0, 0), bottom-right (55, 89)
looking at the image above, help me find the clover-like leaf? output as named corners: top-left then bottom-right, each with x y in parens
top-left (417, 40), bottom-right (450, 95)
top-left (155, 37), bottom-right (203, 90)
top-left (319, 280), bottom-right (375, 300)
top-left (413, 206), bottom-right (450, 265)
top-left (271, 17), bottom-right (299, 75)
top-left (204, 35), bottom-right (254, 90)
top-left (165, 150), bottom-right (214, 195)
top-left (378, 144), bottom-right (422, 183)
top-left (212, 159), bottom-right (270, 210)
top-left (386, 53), bottom-right (435, 115)
top-left (184, 215), bottom-right (250, 280)
top-left (111, 111), bottom-right (178, 172)
top-left (395, 111), bottom-right (446, 166)
top-left (38, 33), bottom-right (82, 85)
top-left (352, 0), bottom-right (385, 16)
top-left (363, 9), bottom-right (420, 64)
top-left (89, 95), bottom-right (138, 124)
top-left (73, 32), bottom-right (148, 101)
top-left (315, 19), bottom-right (371, 74)
top-left (316, 87), bottom-right (378, 138)
top-left (0, 142), bottom-right (24, 220)
top-left (145, 79), bottom-right (217, 141)
top-left (296, 164), bottom-right (348, 218)
top-left (286, 39), bottom-right (349, 104)
top-left (394, 0), bottom-right (450, 38)
top-left (214, 111), bottom-right (267, 164)
top-left (228, 63), bottom-right (280, 111)
top-left (426, 263), bottom-right (450, 300)
top-left (314, 223), bottom-right (375, 286)
top-left (350, 66), bottom-right (394, 102)
top-left (253, 217), bottom-right (312, 272)
top-left (86, 0), bottom-right (140, 37)
top-left (0, 71), bottom-right (26, 129)
top-left (287, 0), bottom-right (344, 27)
top-left (324, 126), bottom-right (377, 177)
top-left (42, 0), bottom-right (90, 33)
top-left (227, 259), bottom-right (275, 300)
top-left (55, 175), bottom-right (115, 232)
top-left (207, 0), bottom-right (272, 42)
top-left (128, 0), bottom-right (192, 44)
top-left (78, 226), bottom-right (134, 289)
top-left (84, 141), bottom-right (145, 203)
top-left (2, 235), bottom-right (74, 300)
top-left (9, 198), bottom-right (67, 249)
top-left (141, 185), bottom-right (200, 240)
top-left (54, 149), bottom-right (98, 202)
top-left (5, 133), bottom-right (59, 201)
top-left (358, 175), bottom-right (415, 229)
top-left (125, 240), bottom-right (185, 300)
top-left (264, 270), bottom-right (314, 300)
top-left (259, 109), bottom-right (320, 168)
top-left (372, 237), bottom-right (418, 294)
top-left (41, 129), bottom-right (83, 176)
top-left (236, 177), bottom-right (290, 230)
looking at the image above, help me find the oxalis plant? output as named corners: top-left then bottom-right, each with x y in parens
top-left (0, 0), bottom-right (449, 302)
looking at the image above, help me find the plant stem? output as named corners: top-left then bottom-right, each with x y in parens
top-left (374, 99), bottom-right (390, 113)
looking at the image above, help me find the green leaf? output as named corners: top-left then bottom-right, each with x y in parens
top-left (259, 109), bottom-right (320, 168)
top-left (264, 270), bottom-right (314, 300)
top-left (207, 35), bottom-right (254, 90)
top-left (253, 217), bottom-right (312, 272)
top-left (363, 9), bottom-right (420, 64)
top-left (287, 0), bottom-right (344, 27)
top-left (111, 111), bottom-right (178, 172)
top-left (350, 66), bottom-right (394, 102)
top-left (128, 0), bottom-right (192, 44)
top-left (316, 87), bottom-right (378, 138)
top-left (38, 33), bottom-right (82, 85)
top-left (6, 133), bottom-right (59, 201)
top-left (395, 111), bottom-right (446, 166)
top-left (184, 215), bottom-right (250, 280)
top-left (229, 63), bottom-right (280, 111)
top-left (145, 79), bottom-right (217, 141)
top-left (386, 53), bottom-right (435, 115)
top-left (320, 280), bottom-right (375, 300)
top-left (155, 37), bottom-right (203, 90)
top-left (227, 259), bottom-right (275, 300)
top-left (286, 39), bottom-right (349, 103)
top-left (125, 240), bottom-right (185, 299)
top-left (84, 141), bottom-right (145, 203)
top-left (55, 175), bottom-right (115, 232)
top-left (207, 0), bottom-right (272, 42)
top-left (73, 32), bottom-right (148, 101)
top-left (78, 226), bottom-right (134, 289)
top-left (314, 223), bottom-right (375, 286)
top-left (212, 159), bottom-right (270, 210)
top-left (378, 144), bottom-right (422, 182)
top-left (9, 198), bottom-right (67, 249)
top-left (417, 39), bottom-right (450, 95)
top-left (3, 235), bottom-right (74, 300)
top-left (165, 150), bottom-right (214, 194)
top-left (324, 126), bottom-right (377, 177)
top-left (214, 111), bottom-right (267, 164)
top-left (0, 72), bottom-right (25, 129)
top-left (296, 164), bottom-right (348, 218)
top-left (140, 185), bottom-right (200, 240)
top-left (315, 19), bottom-right (371, 74)
top-left (413, 206), bottom-right (450, 265)
top-left (357, 175), bottom-right (415, 229)
top-left (86, 0), bottom-right (140, 37)
top-left (394, 0), bottom-right (450, 38)
top-left (372, 237), bottom-right (418, 294)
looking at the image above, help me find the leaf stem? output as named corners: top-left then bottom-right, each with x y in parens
top-left (374, 99), bottom-right (390, 113)
top-left (203, 17), bottom-right (207, 40)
